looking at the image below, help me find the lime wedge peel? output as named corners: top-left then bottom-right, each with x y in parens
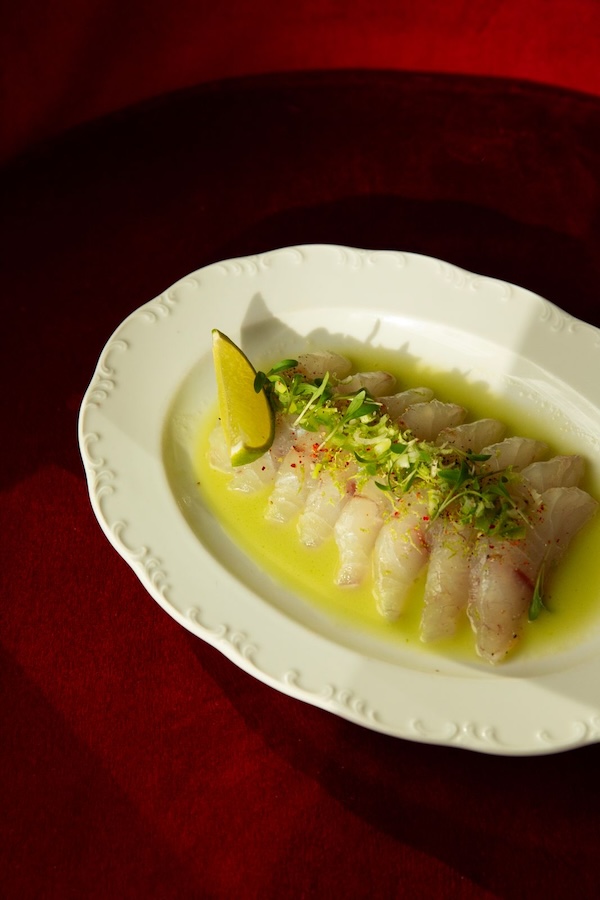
top-left (212, 329), bottom-right (275, 467)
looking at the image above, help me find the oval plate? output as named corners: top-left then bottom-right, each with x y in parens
top-left (78, 245), bottom-right (600, 755)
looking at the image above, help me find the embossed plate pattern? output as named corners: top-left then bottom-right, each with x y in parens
top-left (79, 245), bottom-right (600, 755)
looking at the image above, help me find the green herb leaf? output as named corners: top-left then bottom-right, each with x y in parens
top-left (528, 562), bottom-right (547, 621)
top-left (253, 371), bottom-right (267, 392)
top-left (375, 480), bottom-right (392, 492)
top-left (269, 359), bottom-right (298, 374)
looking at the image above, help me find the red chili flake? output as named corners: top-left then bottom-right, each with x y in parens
top-left (422, 515), bottom-right (430, 521)
top-left (290, 463), bottom-right (297, 468)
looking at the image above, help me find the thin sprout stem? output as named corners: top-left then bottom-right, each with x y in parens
top-left (293, 371), bottom-right (330, 428)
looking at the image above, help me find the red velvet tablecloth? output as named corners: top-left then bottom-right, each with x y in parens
top-left (2, 70), bottom-right (600, 898)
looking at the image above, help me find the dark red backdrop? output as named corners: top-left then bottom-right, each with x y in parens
top-left (3, 5), bottom-right (600, 899)
top-left (3, 0), bottom-right (600, 165)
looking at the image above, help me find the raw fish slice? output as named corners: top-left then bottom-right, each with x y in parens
top-left (357, 475), bottom-right (395, 509)
top-left (297, 465), bottom-right (356, 547)
top-left (520, 455), bottom-right (584, 494)
top-left (467, 542), bottom-right (531, 665)
top-left (334, 494), bottom-right (384, 586)
top-left (269, 415), bottom-right (297, 465)
top-left (208, 423), bottom-right (277, 490)
top-left (295, 351), bottom-right (352, 381)
top-left (379, 388), bottom-right (434, 421)
top-left (420, 520), bottom-right (474, 642)
top-left (480, 436), bottom-right (546, 473)
top-left (526, 486), bottom-right (598, 572)
top-left (232, 415), bottom-right (299, 490)
top-left (435, 418), bottom-right (506, 452)
top-left (399, 400), bottom-right (466, 441)
top-left (208, 423), bottom-right (232, 473)
top-left (467, 486), bottom-right (598, 663)
top-left (336, 371), bottom-right (397, 398)
top-left (209, 415), bottom-right (295, 474)
top-left (209, 415), bottom-right (299, 492)
top-left (229, 453), bottom-right (277, 492)
top-left (266, 433), bottom-right (314, 523)
top-left (372, 492), bottom-right (430, 619)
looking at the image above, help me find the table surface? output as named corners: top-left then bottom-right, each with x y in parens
top-left (2, 70), bottom-right (600, 899)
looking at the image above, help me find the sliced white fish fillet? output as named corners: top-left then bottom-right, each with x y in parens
top-left (420, 520), bottom-right (474, 642)
top-left (467, 486), bottom-right (598, 663)
top-left (295, 351), bottom-right (352, 381)
top-left (399, 400), bottom-right (466, 441)
top-left (480, 436), bottom-right (546, 473)
top-left (521, 455), bottom-right (584, 494)
top-left (270, 414), bottom-right (298, 464)
top-left (297, 464), bottom-right (356, 547)
top-left (436, 418), bottom-right (506, 452)
top-left (266, 432), bottom-right (314, 523)
top-left (334, 494), bottom-right (384, 586)
top-left (209, 417), bottom-right (297, 492)
top-left (336, 371), bottom-right (397, 398)
top-left (229, 454), bottom-right (277, 492)
top-left (467, 542), bottom-right (531, 665)
top-left (527, 486), bottom-right (598, 571)
top-left (207, 423), bottom-right (275, 490)
top-left (208, 423), bottom-right (232, 474)
top-left (372, 492), bottom-right (430, 619)
top-left (379, 388), bottom-right (434, 421)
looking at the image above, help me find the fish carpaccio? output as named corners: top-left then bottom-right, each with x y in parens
top-left (208, 351), bottom-right (598, 664)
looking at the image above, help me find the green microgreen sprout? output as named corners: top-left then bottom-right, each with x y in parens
top-left (254, 359), bottom-right (298, 393)
top-left (528, 560), bottom-right (548, 621)
top-left (293, 372), bottom-right (331, 428)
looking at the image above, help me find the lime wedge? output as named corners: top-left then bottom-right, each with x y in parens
top-left (212, 329), bottom-right (275, 466)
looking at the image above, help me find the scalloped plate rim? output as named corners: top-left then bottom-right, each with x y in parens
top-left (78, 244), bottom-right (600, 756)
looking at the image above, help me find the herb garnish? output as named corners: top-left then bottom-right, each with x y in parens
top-left (254, 360), bottom-right (535, 539)
top-left (528, 560), bottom-right (548, 620)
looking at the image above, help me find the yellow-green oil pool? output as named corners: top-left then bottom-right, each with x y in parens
top-left (194, 350), bottom-right (600, 664)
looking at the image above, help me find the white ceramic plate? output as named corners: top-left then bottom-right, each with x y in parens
top-left (79, 245), bottom-right (600, 755)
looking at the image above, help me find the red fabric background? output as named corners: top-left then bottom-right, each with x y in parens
top-left (2, 5), bottom-right (600, 899)
top-left (3, 0), bottom-right (600, 164)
